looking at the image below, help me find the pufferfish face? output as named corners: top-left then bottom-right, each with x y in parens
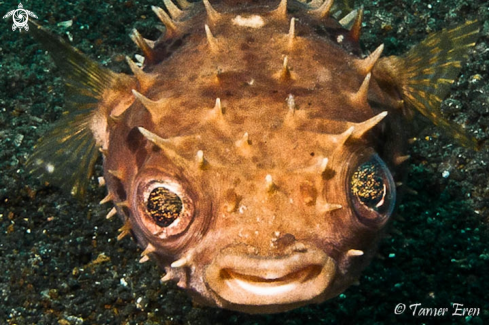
top-left (91, 0), bottom-right (409, 314)
top-left (103, 92), bottom-right (398, 313)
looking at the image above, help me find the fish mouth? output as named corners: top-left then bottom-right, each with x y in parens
top-left (205, 247), bottom-right (336, 311)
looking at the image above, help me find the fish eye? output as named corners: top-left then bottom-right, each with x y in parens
top-left (138, 180), bottom-right (194, 238)
top-left (147, 186), bottom-right (183, 227)
top-left (349, 154), bottom-right (396, 227)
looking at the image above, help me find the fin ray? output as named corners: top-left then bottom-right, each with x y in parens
top-left (27, 21), bottom-right (117, 196)
top-left (379, 20), bottom-right (481, 149)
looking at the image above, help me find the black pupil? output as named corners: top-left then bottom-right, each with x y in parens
top-left (147, 187), bottom-right (183, 227)
top-left (350, 161), bottom-right (385, 210)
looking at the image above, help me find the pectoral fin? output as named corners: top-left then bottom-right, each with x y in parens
top-left (27, 21), bottom-right (118, 197)
top-left (375, 20), bottom-right (481, 149)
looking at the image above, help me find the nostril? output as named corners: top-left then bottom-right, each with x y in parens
top-left (276, 233), bottom-right (296, 249)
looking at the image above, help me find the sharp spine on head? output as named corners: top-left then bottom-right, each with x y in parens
top-left (163, 0), bottom-right (183, 19)
top-left (106, 207), bottom-right (117, 219)
top-left (161, 273), bottom-right (172, 282)
top-left (99, 193), bottom-right (114, 205)
top-left (138, 127), bottom-right (192, 166)
top-left (126, 56), bottom-right (154, 91)
top-left (350, 72), bottom-right (371, 105)
top-left (394, 155), bottom-right (411, 165)
top-left (108, 169), bottom-right (124, 180)
top-left (349, 7), bottom-right (363, 42)
top-left (224, 188), bottom-right (239, 212)
top-left (99, 148), bottom-right (108, 157)
top-left (352, 111), bottom-right (388, 139)
top-left (235, 132), bottom-right (251, 149)
top-left (139, 255), bottom-right (150, 263)
top-left (333, 126), bottom-right (354, 148)
top-left (319, 157), bottom-right (329, 174)
top-left (117, 219), bottom-right (132, 241)
top-left (286, 94), bottom-right (296, 112)
top-left (130, 29), bottom-right (155, 63)
top-left (141, 243), bottom-right (156, 256)
top-left (265, 174), bottom-right (277, 193)
top-left (280, 56), bottom-right (292, 80)
top-left (339, 9), bottom-right (358, 28)
top-left (205, 24), bottom-right (219, 52)
top-left (356, 44), bottom-right (384, 74)
top-left (273, 0), bottom-right (288, 20)
top-left (116, 200), bottom-right (130, 208)
top-left (98, 176), bottom-right (105, 187)
top-left (139, 243), bottom-right (156, 263)
top-left (108, 113), bottom-right (122, 126)
top-left (152, 6), bottom-right (178, 37)
top-left (176, 0), bottom-right (191, 9)
top-left (125, 56), bottom-right (144, 76)
top-left (309, 0), bottom-right (333, 19)
top-left (171, 257), bottom-right (188, 268)
top-left (297, 156), bottom-right (329, 174)
top-left (210, 97), bottom-right (224, 119)
top-left (288, 18), bottom-right (296, 48)
top-left (203, 0), bottom-right (220, 23)
top-left (241, 132), bottom-right (250, 145)
top-left (347, 249), bottom-right (364, 257)
top-left (196, 150), bottom-right (207, 169)
top-left (319, 203), bottom-right (343, 213)
top-left (132, 89), bottom-right (167, 118)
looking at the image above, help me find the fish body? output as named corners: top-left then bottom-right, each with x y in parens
top-left (27, 0), bottom-right (480, 314)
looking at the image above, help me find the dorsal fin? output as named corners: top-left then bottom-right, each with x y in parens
top-left (26, 21), bottom-right (120, 197)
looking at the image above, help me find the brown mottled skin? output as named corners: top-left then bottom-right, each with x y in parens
top-left (27, 0), bottom-right (480, 314)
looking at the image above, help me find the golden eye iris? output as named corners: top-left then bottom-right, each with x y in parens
top-left (147, 187), bottom-right (183, 227)
top-left (350, 161), bottom-right (385, 210)
top-left (348, 154), bottom-right (396, 227)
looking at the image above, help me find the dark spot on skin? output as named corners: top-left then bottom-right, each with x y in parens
top-left (276, 233), bottom-right (296, 250)
top-left (322, 168), bottom-right (336, 180)
top-left (127, 127), bottom-right (144, 154)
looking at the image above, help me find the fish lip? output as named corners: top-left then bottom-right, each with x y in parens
top-left (205, 246), bottom-right (336, 308)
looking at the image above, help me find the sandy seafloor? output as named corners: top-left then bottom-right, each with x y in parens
top-left (1, 0), bottom-right (488, 324)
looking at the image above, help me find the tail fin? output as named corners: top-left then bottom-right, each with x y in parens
top-left (379, 20), bottom-right (481, 149)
